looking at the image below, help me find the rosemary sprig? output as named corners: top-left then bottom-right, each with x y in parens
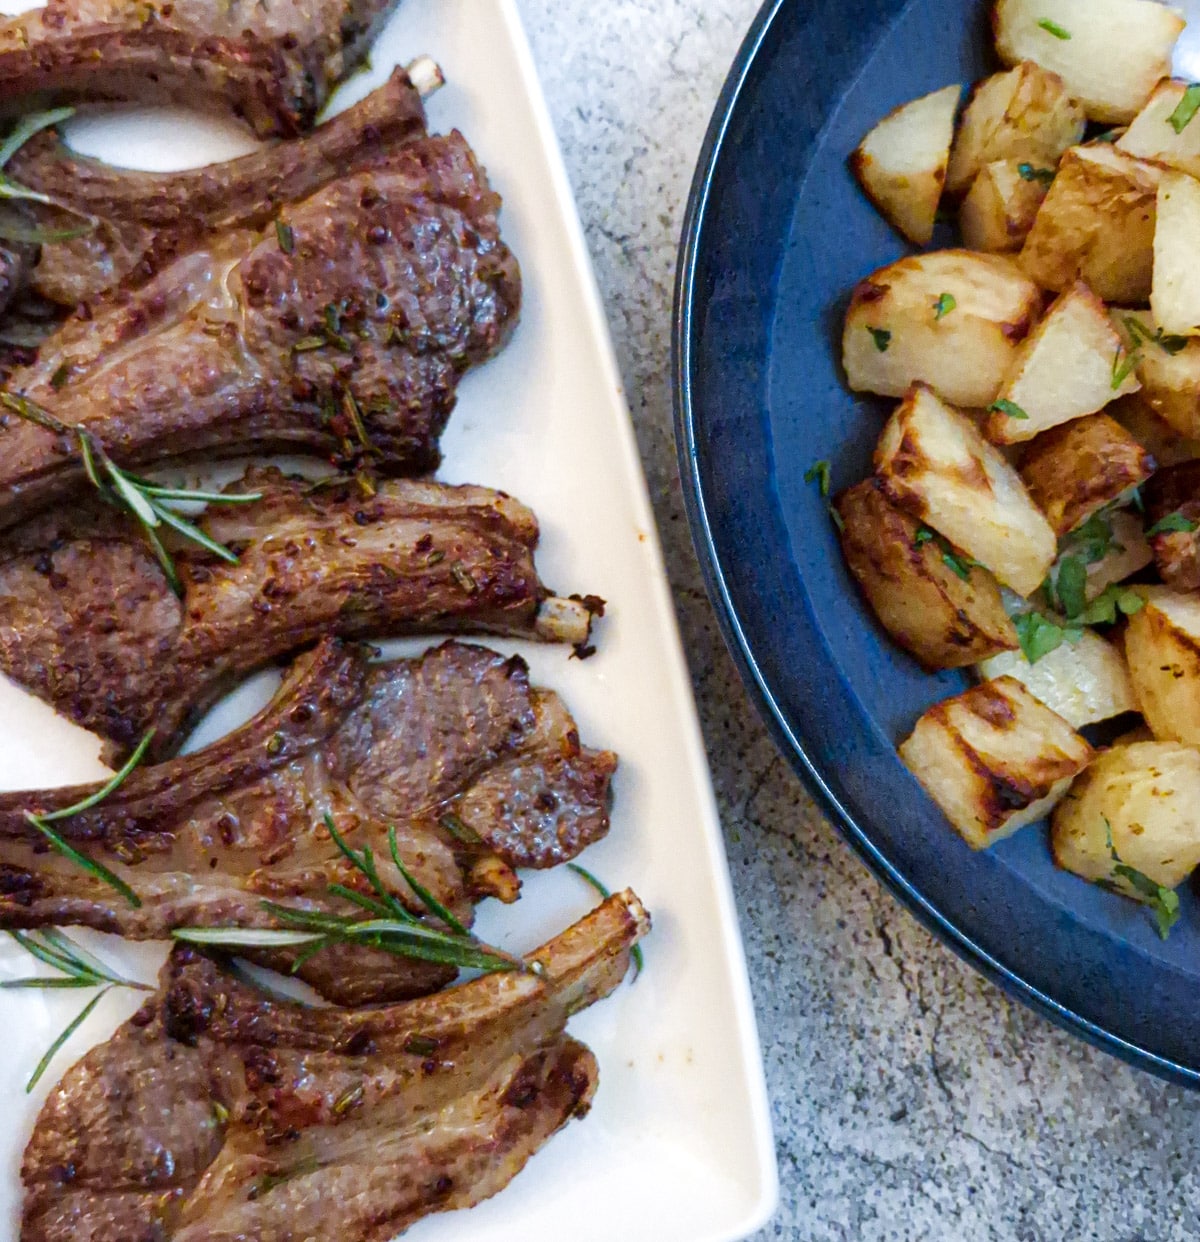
top-left (568, 863), bottom-right (644, 979)
top-left (5, 929), bottom-right (151, 1091)
top-left (0, 392), bottom-right (261, 596)
top-left (0, 108), bottom-right (97, 243)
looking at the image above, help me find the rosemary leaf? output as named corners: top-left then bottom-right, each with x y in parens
top-left (26, 987), bottom-right (110, 1092)
top-left (36, 730), bottom-right (154, 823)
top-left (26, 816), bottom-right (143, 908)
top-left (0, 107), bottom-right (75, 169)
top-left (135, 484), bottom-right (262, 505)
top-left (326, 882), bottom-right (398, 919)
top-left (152, 501), bottom-right (239, 564)
top-left (172, 927), bottom-right (324, 948)
top-left (567, 863), bottom-right (645, 978)
top-left (103, 457), bottom-right (160, 527)
top-left (389, 826), bottom-right (470, 937)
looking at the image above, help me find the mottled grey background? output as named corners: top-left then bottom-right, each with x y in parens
top-left (516, 3), bottom-right (1200, 1240)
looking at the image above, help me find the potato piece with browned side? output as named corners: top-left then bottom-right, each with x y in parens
top-left (1151, 171), bottom-right (1200, 337)
top-left (1109, 392), bottom-right (1200, 464)
top-left (1018, 413), bottom-right (1155, 536)
top-left (1052, 741), bottom-right (1200, 893)
top-left (843, 250), bottom-right (1042, 408)
top-left (1118, 79), bottom-right (1200, 179)
top-left (960, 158), bottom-right (1051, 253)
top-left (1019, 145), bottom-right (1159, 303)
top-left (1110, 313), bottom-right (1200, 441)
top-left (985, 284), bottom-right (1140, 445)
top-left (946, 63), bottom-right (1085, 195)
top-left (977, 630), bottom-right (1137, 728)
top-left (1081, 509), bottom-right (1155, 599)
top-left (992, 0), bottom-right (1184, 125)
top-left (899, 675), bottom-right (1093, 849)
top-left (834, 478), bottom-right (1019, 670)
top-left (1124, 587), bottom-right (1200, 744)
top-left (875, 384), bottom-right (1057, 596)
top-left (851, 85), bottom-right (961, 245)
top-left (1143, 462), bottom-right (1200, 590)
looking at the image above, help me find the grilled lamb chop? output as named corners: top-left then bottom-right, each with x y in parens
top-left (0, 468), bottom-right (599, 761)
top-left (0, 129), bottom-right (522, 528)
top-left (21, 890), bottom-right (649, 1242)
top-left (9, 64), bottom-right (439, 310)
top-left (0, 638), bottom-right (617, 1004)
top-left (0, 0), bottom-right (402, 138)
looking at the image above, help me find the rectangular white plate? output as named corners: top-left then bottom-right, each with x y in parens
top-left (0, 1), bottom-right (778, 1238)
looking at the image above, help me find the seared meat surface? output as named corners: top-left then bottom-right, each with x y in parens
top-left (0, 638), bottom-right (617, 1004)
top-left (21, 891), bottom-right (649, 1242)
top-left (0, 130), bottom-right (521, 527)
top-left (0, 468), bottom-right (598, 760)
top-left (11, 67), bottom-right (431, 309)
top-left (0, 0), bottom-right (401, 137)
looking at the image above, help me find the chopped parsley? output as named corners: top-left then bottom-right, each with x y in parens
top-left (1050, 554), bottom-right (1088, 618)
top-left (1017, 162), bottom-right (1055, 185)
top-left (1102, 819), bottom-right (1180, 940)
top-left (913, 527), bottom-right (937, 547)
top-left (1146, 511), bottom-right (1199, 537)
top-left (912, 526), bottom-right (974, 578)
top-left (933, 293), bottom-right (956, 320)
top-left (804, 459), bottom-right (832, 498)
top-left (275, 219), bottom-right (294, 254)
top-left (1037, 17), bottom-right (1071, 39)
top-left (1014, 610), bottom-right (1081, 664)
top-left (868, 326), bottom-right (891, 353)
top-left (1122, 315), bottom-right (1188, 356)
top-left (1168, 84), bottom-right (1200, 135)
top-left (1076, 585), bottom-right (1144, 626)
top-left (1111, 347), bottom-right (1139, 390)
top-left (988, 398), bottom-right (1028, 420)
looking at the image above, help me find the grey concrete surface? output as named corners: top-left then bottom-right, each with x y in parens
top-left (515, 2), bottom-right (1200, 1240)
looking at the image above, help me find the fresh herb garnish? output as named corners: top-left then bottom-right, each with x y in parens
top-left (1051, 554), bottom-right (1088, 618)
top-left (1146, 510), bottom-right (1199, 537)
top-left (1076, 585), bottom-right (1144, 626)
top-left (0, 392), bottom-right (261, 596)
top-left (1017, 162), bottom-right (1055, 185)
top-left (804, 460), bottom-right (833, 498)
top-left (933, 293), bottom-right (956, 320)
top-left (1111, 347), bottom-right (1139, 390)
top-left (1122, 315), bottom-right (1188, 356)
top-left (5, 929), bottom-right (151, 1091)
top-left (988, 398), bottom-right (1028, 420)
top-left (913, 527), bottom-right (977, 579)
top-left (1168, 84), bottom-right (1200, 135)
top-left (0, 108), bottom-right (97, 244)
top-left (275, 219), bottom-right (295, 254)
top-left (867, 327), bottom-right (891, 352)
top-left (568, 863), bottom-right (644, 979)
top-left (913, 527), bottom-right (936, 547)
top-left (1014, 611), bottom-right (1082, 664)
top-left (1102, 819), bottom-right (1180, 939)
top-left (1037, 17), bottom-right (1071, 38)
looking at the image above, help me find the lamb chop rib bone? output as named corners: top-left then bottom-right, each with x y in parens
top-left (0, 468), bottom-right (600, 761)
top-left (20, 891), bottom-right (649, 1242)
top-left (0, 637), bottom-right (618, 1005)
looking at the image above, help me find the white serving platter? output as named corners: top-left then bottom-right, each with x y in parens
top-left (0, 0), bottom-right (778, 1238)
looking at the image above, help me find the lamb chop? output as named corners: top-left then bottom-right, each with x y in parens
top-left (21, 890), bottom-right (649, 1242)
top-left (0, 637), bottom-right (617, 1005)
top-left (7, 63), bottom-right (440, 312)
top-left (0, 128), bottom-right (522, 528)
top-left (0, 0), bottom-right (403, 138)
top-left (0, 467), bottom-right (599, 761)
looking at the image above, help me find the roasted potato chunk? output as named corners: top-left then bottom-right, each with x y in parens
top-left (1151, 171), bottom-right (1200, 337)
top-left (1108, 392), bottom-right (1200, 465)
top-left (875, 384), bottom-right (1057, 596)
top-left (960, 158), bottom-right (1050, 253)
top-left (1124, 587), bottom-right (1200, 744)
top-left (1143, 461), bottom-right (1200, 590)
top-left (834, 478), bottom-right (1018, 670)
top-left (852, 85), bottom-right (961, 245)
top-left (900, 675), bottom-right (1093, 849)
top-left (1052, 741), bottom-right (1200, 892)
top-left (1080, 509), bottom-right (1156, 598)
top-left (992, 0), bottom-right (1184, 125)
top-left (1017, 413), bottom-right (1154, 536)
top-left (977, 630), bottom-right (1137, 728)
top-left (985, 284), bottom-right (1139, 445)
top-left (946, 63), bottom-right (1085, 195)
top-left (843, 250), bottom-right (1041, 408)
top-left (1118, 79), bottom-right (1200, 179)
top-left (1019, 145), bottom-right (1159, 303)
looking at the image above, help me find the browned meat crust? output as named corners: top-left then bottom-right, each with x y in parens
top-left (21, 891), bottom-right (649, 1242)
top-left (10, 68), bottom-right (428, 308)
top-left (0, 130), bottom-right (522, 528)
top-left (0, 467), bottom-right (597, 760)
top-left (0, 0), bottom-right (402, 137)
top-left (0, 638), bottom-right (618, 1004)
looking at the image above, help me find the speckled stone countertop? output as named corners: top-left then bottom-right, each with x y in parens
top-left (515, 2), bottom-right (1200, 1239)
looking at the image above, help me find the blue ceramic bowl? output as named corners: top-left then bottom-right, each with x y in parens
top-left (674, 0), bottom-right (1200, 1083)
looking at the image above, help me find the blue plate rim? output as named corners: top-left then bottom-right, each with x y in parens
top-left (671, 0), bottom-right (1200, 1088)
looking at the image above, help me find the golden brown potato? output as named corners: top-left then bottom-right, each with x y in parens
top-left (1117, 80), bottom-right (1200, 178)
top-left (1019, 145), bottom-right (1159, 303)
top-left (834, 479), bottom-right (1018, 670)
top-left (946, 63), bottom-right (1085, 195)
top-left (1081, 509), bottom-right (1155, 598)
top-left (992, 0), bottom-right (1184, 125)
top-left (875, 384), bottom-right (1057, 596)
top-left (1151, 171), bottom-right (1200, 336)
top-left (1017, 412), bottom-right (1155, 536)
top-left (960, 158), bottom-right (1050, 252)
top-left (843, 250), bottom-right (1041, 408)
top-left (977, 630), bottom-right (1137, 728)
top-left (985, 283), bottom-right (1139, 445)
top-left (1124, 587), bottom-right (1200, 744)
top-left (1143, 461), bottom-right (1200, 590)
top-left (851, 85), bottom-right (961, 245)
top-left (1108, 385), bottom-right (1200, 456)
top-left (899, 675), bottom-right (1093, 849)
top-left (1052, 741), bottom-right (1200, 892)
top-left (1111, 313), bottom-right (1200, 441)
